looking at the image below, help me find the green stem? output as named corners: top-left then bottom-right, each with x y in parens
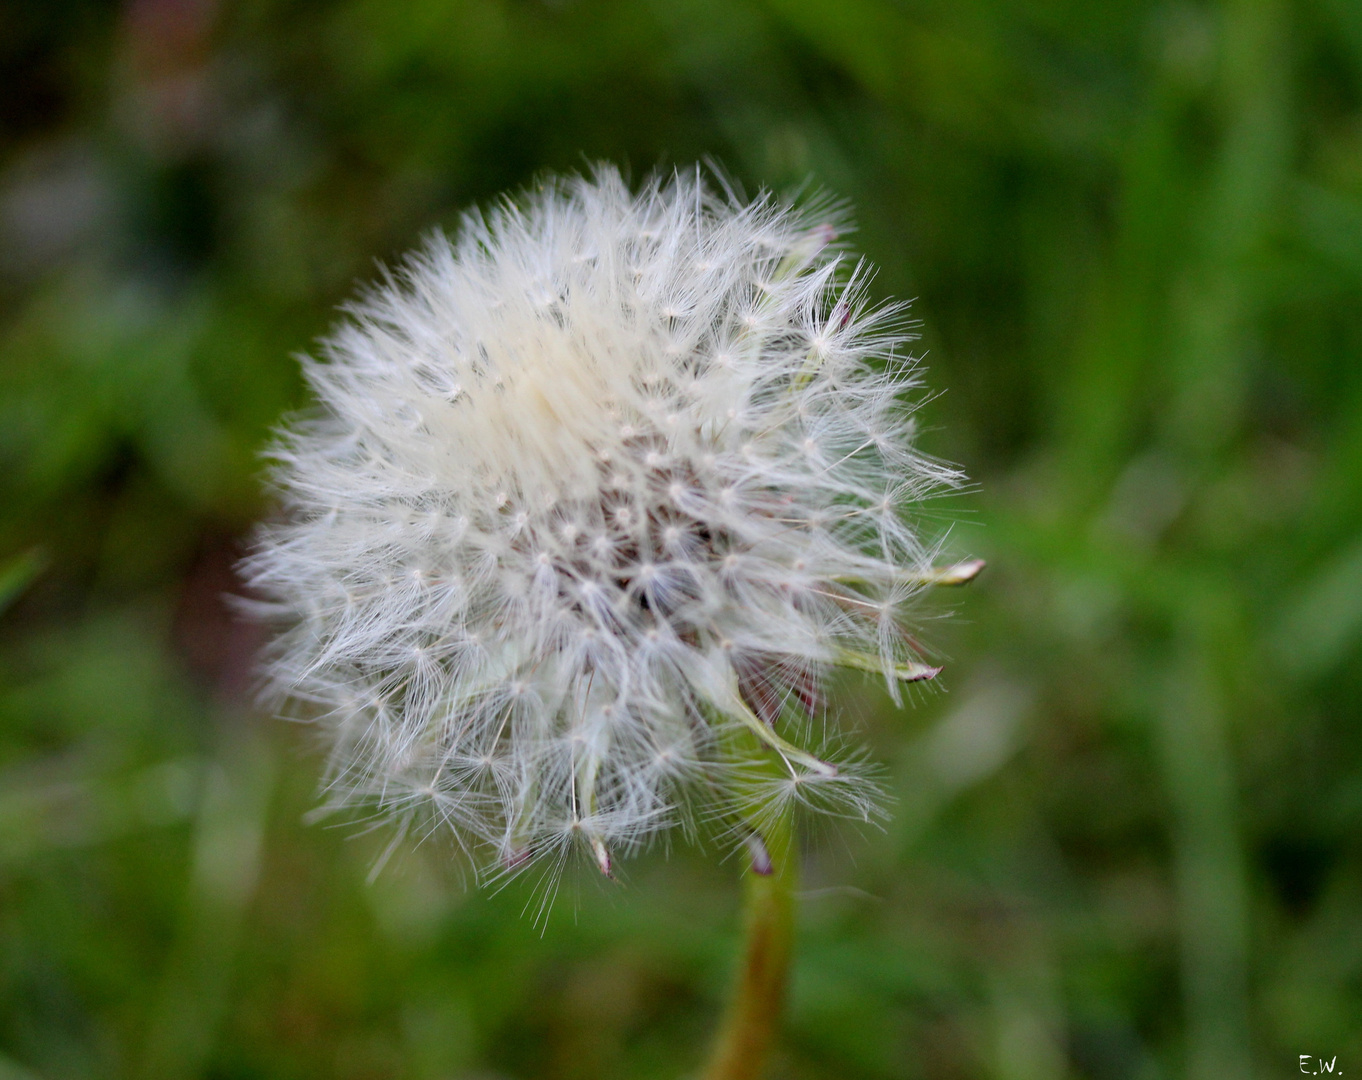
top-left (702, 813), bottom-right (796, 1080)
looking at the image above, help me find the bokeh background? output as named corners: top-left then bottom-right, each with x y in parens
top-left (2, 0), bottom-right (1361, 1077)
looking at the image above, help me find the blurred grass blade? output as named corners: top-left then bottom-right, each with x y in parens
top-left (136, 733), bottom-right (276, 1080)
top-left (0, 757), bottom-right (201, 864)
top-left (0, 1053), bottom-right (46, 1080)
top-left (0, 550), bottom-right (45, 616)
top-left (1276, 535), bottom-right (1362, 677)
top-left (1295, 181), bottom-right (1362, 280)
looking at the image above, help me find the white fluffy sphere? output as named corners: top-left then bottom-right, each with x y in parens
top-left (244, 167), bottom-right (964, 879)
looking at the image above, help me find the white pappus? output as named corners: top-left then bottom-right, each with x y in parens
top-left (243, 166), bottom-right (974, 884)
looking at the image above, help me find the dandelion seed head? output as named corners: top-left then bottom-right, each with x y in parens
top-left (244, 166), bottom-right (963, 880)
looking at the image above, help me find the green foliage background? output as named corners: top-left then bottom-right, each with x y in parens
top-left (2, 0), bottom-right (1360, 1077)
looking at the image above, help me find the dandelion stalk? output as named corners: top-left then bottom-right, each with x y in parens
top-left (703, 809), bottom-right (796, 1080)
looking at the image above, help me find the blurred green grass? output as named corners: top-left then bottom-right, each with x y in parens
top-left (2, 0), bottom-right (1361, 1077)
